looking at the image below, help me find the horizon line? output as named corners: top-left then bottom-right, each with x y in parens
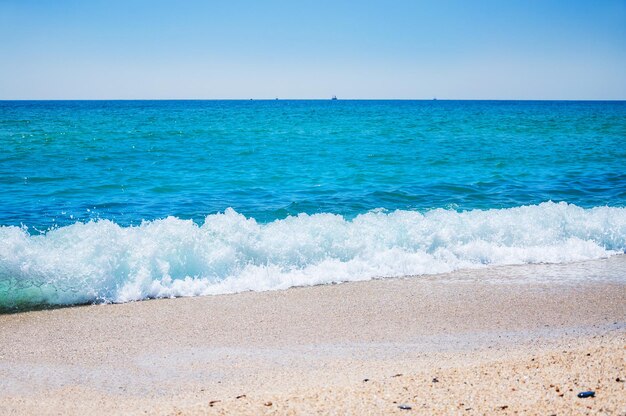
top-left (1, 98), bottom-right (625, 102)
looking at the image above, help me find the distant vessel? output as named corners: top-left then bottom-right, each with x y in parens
top-left (331, 95), bottom-right (338, 100)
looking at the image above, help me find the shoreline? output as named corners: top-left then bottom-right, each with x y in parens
top-left (1, 259), bottom-right (625, 414)
top-left (3, 254), bottom-right (625, 315)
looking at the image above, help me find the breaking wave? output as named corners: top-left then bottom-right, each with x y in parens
top-left (1, 202), bottom-right (625, 310)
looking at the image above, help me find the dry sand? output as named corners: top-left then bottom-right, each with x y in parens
top-left (1, 257), bottom-right (625, 415)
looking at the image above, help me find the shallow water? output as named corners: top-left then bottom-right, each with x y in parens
top-left (2, 100), bottom-right (624, 227)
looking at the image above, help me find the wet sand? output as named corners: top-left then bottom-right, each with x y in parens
top-left (1, 257), bottom-right (625, 415)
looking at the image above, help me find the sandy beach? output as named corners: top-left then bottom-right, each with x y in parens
top-left (1, 257), bottom-right (625, 415)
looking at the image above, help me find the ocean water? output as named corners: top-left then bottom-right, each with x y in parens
top-left (1, 100), bottom-right (625, 310)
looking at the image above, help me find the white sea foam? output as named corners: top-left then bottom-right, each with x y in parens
top-left (1, 202), bottom-right (625, 308)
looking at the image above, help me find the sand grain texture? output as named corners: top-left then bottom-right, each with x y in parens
top-left (1, 258), bottom-right (625, 415)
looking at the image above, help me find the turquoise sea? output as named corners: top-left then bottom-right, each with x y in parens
top-left (1, 100), bottom-right (625, 310)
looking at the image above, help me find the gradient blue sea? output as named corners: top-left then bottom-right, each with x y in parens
top-left (1, 100), bottom-right (625, 310)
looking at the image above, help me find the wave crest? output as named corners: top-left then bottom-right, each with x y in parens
top-left (1, 202), bottom-right (625, 309)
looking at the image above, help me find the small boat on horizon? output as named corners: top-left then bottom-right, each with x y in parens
top-left (331, 95), bottom-right (338, 100)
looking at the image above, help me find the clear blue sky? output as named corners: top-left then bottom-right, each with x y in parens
top-left (1, 0), bottom-right (625, 99)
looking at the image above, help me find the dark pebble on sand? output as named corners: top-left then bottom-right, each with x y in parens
top-left (577, 391), bottom-right (595, 398)
top-left (398, 404), bottom-right (412, 410)
top-left (432, 377), bottom-right (439, 383)
top-left (363, 378), bottom-right (370, 382)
